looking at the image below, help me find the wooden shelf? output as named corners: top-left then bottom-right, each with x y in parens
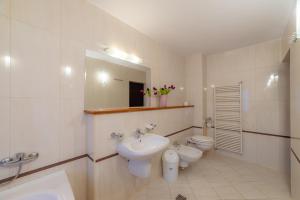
top-left (84, 105), bottom-right (194, 115)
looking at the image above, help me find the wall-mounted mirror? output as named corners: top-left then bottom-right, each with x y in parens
top-left (84, 50), bottom-right (151, 110)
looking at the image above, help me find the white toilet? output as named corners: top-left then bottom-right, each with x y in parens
top-left (170, 144), bottom-right (202, 168)
top-left (188, 135), bottom-right (214, 151)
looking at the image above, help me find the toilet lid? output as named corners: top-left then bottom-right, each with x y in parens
top-left (190, 135), bottom-right (214, 143)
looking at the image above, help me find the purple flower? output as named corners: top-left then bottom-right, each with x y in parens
top-left (153, 87), bottom-right (157, 90)
top-left (154, 92), bottom-right (158, 95)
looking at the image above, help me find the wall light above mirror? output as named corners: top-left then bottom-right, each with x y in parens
top-left (84, 49), bottom-right (151, 110)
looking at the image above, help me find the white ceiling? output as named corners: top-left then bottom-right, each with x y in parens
top-left (90, 0), bottom-right (295, 55)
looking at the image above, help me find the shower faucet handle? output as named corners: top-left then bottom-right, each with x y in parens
top-left (0, 152), bottom-right (39, 168)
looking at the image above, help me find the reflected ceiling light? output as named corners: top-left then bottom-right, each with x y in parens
top-left (97, 71), bottom-right (110, 85)
top-left (64, 66), bottom-right (72, 76)
top-left (267, 73), bottom-right (279, 87)
top-left (104, 48), bottom-right (143, 64)
top-left (210, 84), bottom-right (215, 88)
top-left (179, 86), bottom-right (184, 91)
top-left (3, 55), bottom-right (11, 67)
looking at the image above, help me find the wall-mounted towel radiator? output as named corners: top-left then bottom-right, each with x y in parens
top-left (214, 83), bottom-right (242, 154)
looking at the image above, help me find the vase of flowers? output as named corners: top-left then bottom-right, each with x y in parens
top-left (158, 85), bottom-right (175, 107)
top-left (141, 85), bottom-right (175, 107)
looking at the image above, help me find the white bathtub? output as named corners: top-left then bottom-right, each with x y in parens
top-left (0, 171), bottom-right (75, 200)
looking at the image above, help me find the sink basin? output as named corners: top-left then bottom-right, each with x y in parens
top-left (117, 133), bottom-right (170, 160)
top-left (0, 171), bottom-right (74, 200)
top-left (117, 133), bottom-right (169, 177)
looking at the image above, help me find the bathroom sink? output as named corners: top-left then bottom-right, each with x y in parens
top-left (116, 133), bottom-right (169, 177)
top-left (117, 133), bottom-right (170, 160)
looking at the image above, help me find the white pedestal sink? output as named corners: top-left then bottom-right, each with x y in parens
top-left (117, 133), bottom-right (170, 178)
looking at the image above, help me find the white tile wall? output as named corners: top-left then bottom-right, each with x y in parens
top-left (88, 108), bottom-right (193, 160)
top-left (0, 0), bottom-right (186, 198)
top-left (86, 108), bottom-right (194, 200)
top-left (205, 39), bottom-right (290, 173)
top-left (185, 53), bottom-right (204, 127)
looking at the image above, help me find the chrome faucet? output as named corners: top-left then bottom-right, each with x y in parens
top-left (111, 132), bottom-right (124, 140)
top-left (135, 128), bottom-right (145, 139)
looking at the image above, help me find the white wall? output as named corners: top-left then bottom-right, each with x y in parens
top-left (185, 53), bottom-right (204, 127)
top-left (0, 0), bottom-right (186, 198)
top-left (290, 41), bottom-right (300, 199)
top-left (87, 108), bottom-right (194, 200)
top-left (205, 39), bottom-right (290, 173)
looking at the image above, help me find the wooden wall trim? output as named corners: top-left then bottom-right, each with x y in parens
top-left (0, 154), bottom-right (87, 185)
top-left (84, 105), bottom-right (194, 115)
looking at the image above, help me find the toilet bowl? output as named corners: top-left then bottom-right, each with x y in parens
top-left (188, 135), bottom-right (214, 151)
top-left (170, 144), bottom-right (202, 168)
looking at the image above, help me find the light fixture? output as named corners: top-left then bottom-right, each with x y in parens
top-left (104, 47), bottom-right (143, 64)
top-left (97, 71), bottom-right (110, 85)
top-left (64, 66), bottom-right (72, 76)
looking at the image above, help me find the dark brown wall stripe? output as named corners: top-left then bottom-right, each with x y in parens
top-left (192, 126), bottom-right (203, 129)
top-left (243, 130), bottom-right (291, 139)
top-left (95, 153), bottom-right (119, 163)
top-left (291, 136), bottom-right (300, 140)
top-left (87, 154), bottom-right (94, 162)
top-left (0, 154), bottom-right (87, 185)
top-left (291, 148), bottom-right (300, 164)
top-left (93, 126), bottom-right (196, 163)
top-left (211, 126), bottom-right (290, 139)
top-left (91, 126), bottom-right (292, 163)
top-left (164, 126), bottom-right (194, 137)
top-left (0, 125), bottom-right (292, 184)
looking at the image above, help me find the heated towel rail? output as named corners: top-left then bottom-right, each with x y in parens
top-left (214, 83), bottom-right (243, 154)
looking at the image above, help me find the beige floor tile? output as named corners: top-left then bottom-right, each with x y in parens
top-left (134, 153), bottom-right (291, 200)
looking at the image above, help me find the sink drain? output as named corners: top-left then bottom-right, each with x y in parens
top-left (176, 194), bottom-right (187, 200)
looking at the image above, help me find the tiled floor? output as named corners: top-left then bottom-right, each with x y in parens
top-left (130, 153), bottom-right (291, 200)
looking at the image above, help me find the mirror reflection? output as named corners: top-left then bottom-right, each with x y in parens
top-left (84, 50), bottom-right (151, 110)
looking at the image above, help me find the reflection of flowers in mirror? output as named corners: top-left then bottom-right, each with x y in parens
top-left (141, 85), bottom-right (175, 96)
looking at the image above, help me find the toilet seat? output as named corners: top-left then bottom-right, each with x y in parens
top-left (190, 135), bottom-right (213, 143)
top-left (169, 144), bottom-right (202, 168)
top-left (188, 135), bottom-right (214, 151)
top-left (176, 145), bottom-right (203, 161)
